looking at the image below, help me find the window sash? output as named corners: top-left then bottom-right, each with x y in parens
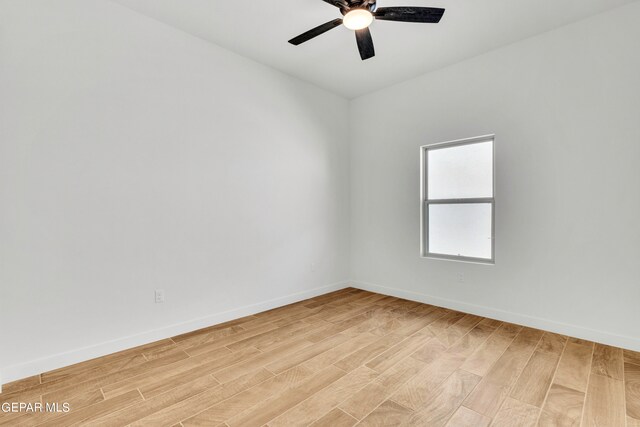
top-left (422, 200), bottom-right (495, 263)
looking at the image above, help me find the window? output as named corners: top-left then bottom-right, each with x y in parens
top-left (420, 135), bottom-right (495, 264)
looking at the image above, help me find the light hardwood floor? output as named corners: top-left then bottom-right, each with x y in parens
top-left (1, 288), bottom-right (638, 426)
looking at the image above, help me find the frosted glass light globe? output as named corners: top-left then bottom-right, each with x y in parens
top-left (343, 9), bottom-right (373, 30)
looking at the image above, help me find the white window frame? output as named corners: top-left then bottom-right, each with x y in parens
top-left (420, 134), bottom-right (495, 264)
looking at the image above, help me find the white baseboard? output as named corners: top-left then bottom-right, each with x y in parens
top-left (0, 281), bottom-right (350, 387)
top-left (352, 280), bottom-right (640, 352)
top-left (5, 278), bottom-right (636, 390)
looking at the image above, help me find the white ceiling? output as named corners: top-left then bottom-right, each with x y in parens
top-left (112, 0), bottom-right (635, 98)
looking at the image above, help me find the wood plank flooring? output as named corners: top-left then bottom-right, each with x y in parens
top-left (1, 288), bottom-right (638, 426)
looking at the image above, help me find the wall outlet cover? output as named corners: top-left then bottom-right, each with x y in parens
top-left (155, 290), bottom-right (165, 303)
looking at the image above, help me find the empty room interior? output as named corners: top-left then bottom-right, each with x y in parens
top-left (1, 0), bottom-right (640, 425)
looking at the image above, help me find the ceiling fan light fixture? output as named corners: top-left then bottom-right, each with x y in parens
top-left (288, 1), bottom-right (445, 61)
top-left (343, 9), bottom-right (373, 30)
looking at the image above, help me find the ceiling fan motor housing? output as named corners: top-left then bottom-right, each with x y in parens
top-left (340, 0), bottom-right (377, 15)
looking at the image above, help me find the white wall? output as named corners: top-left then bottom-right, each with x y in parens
top-left (350, 3), bottom-right (640, 350)
top-left (0, 0), bottom-right (350, 382)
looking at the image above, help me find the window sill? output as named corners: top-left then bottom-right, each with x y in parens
top-left (421, 253), bottom-right (495, 265)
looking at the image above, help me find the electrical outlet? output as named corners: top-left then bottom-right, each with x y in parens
top-left (310, 262), bottom-right (316, 272)
top-left (457, 272), bottom-right (465, 284)
top-left (155, 289), bottom-right (165, 303)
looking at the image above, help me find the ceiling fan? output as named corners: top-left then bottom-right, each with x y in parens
top-left (288, 0), bottom-right (445, 60)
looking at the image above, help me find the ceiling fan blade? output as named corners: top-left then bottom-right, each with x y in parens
top-left (355, 28), bottom-right (375, 60)
top-left (288, 18), bottom-right (344, 46)
top-left (374, 7), bottom-right (445, 23)
top-left (321, 0), bottom-right (349, 8)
